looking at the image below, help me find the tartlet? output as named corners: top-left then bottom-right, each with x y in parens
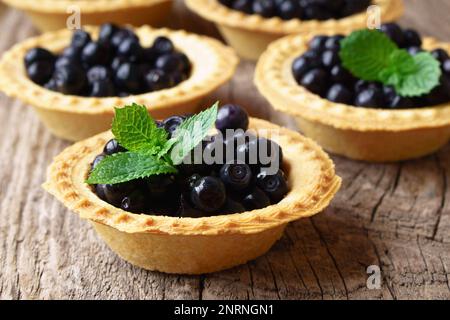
top-left (185, 0), bottom-right (404, 60)
top-left (254, 33), bottom-right (450, 162)
top-left (0, 25), bottom-right (238, 141)
top-left (43, 118), bottom-right (341, 274)
top-left (1, 0), bottom-right (173, 32)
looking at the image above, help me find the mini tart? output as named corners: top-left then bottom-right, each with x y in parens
top-left (255, 33), bottom-right (450, 162)
top-left (0, 25), bottom-right (238, 142)
top-left (2, 0), bottom-right (173, 32)
top-left (185, 0), bottom-right (404, 60)
top-left (43, 118), bottom-right (341, 274)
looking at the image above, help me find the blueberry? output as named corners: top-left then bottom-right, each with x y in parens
top-left (300, 68), bottom-right (329, 95)
top-left (277, 0), bottom-right (302, 20)
top-left (26, 60), bottom-right (54, 85)
top-left (86, 66), bottom-right (110, 84)
top-left (389, 95), bottom-right (415, 109)
top-left (403, 29), bottom-right (422, 48)
top-left (242, 187), bottom-right (271, 210)
top-left (141, 47), bottom-right (159, 65)
top-left (321, 49), bottom-right (340, 68)
top-left (324, 35), bottom-right (344, 50)
top-left (152, 36), bottom-right (174, 55)
top-left (115, 62), bottom-right (142, 93)
top-left (97, 181), bottom-right (138, 206)
top-left (117, 37), bottom-right (142, 62)
top-left (121, 189), bottom-right (146, 213)
top-left (303, 4), bottom-right (332, 20)
top-left (111, 29), bottom-right (138, 49)
top-left (90, 79), bottom-right (115, 97)
top-left (221, 198), bottom-right (246, 214)
top-left (53, 64), bottom-right (87, 95)
top-left (218, 0), bottom-right (234, 6)
top-left (191, 176), bottom-right (226, 212)
top-left (111, 57), bottom-right (125, 71)
top-left (163, 115), bottom-right (184, 137)
top-left (237, 137), bottom-right (282, 171)
top-left (380, 23), bottom-right (405, 47)
top-left (173, 52), bottom-right (191, 74)
top-left (443, 59), bottom-right (450, 75)
top-left (171, 71), bottom-right (188, 85)
top-left (308, 35), bottom-right (328, 51)
top-left (220, 163), bottom-right (252, 191)
top-left (407, 46), bottom-right (422, 56)
top-left (178, 194), bottom-right (205, 218)
top-left (431, 48), bottom-right (450, 64)
top-left (71, 29), bottom-right (92, 49)
top-left (256, 169), bottom-right (288, 203)
top-left (215, 104), bottom-right (249, 133)
top-left (55, 56), bottom-right (76, 69)
top-left (354, 87), bottom-right (385, 108)
top-left (232, 0), bottom-right (253, 14)
top-left (144, 69), bottom-right (173, 92)
top-left (252, 0), bottom-right (276, 18)
top-left (91, 153), bottom-right (106, 171)
top-left (147, 175), bottom-right (176, 198)
top-left (340, 0), bottom-right (371, 16)
top-left (382, 85), bottom-right (397, 105)
top-left (98, 23), bottom-right (119, 45)
top-left (292, 56), bottom-right (320, 81)
top-left (61, 46), bottom-right (82, 61)
top-left (354, 79), bottom-right (369, 93)
top-left (103, 139), bottom-right (126, 155)
top-left (24, 47), bottom-right (55, 67)
top-left (44, 78), bottom-right (57, 91)
top-left (155, 53), bottom-right (183, 73)
top-left (326, 84), bottom-right (352, 104)
top-left (81, 42), bottom-right (110, 66)
top-left (330, 65), bottom-right (354, 84)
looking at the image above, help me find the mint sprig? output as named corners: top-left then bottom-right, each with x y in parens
top-left (168, 102), bottom-right (218, 165)
top-left (112, 103), bottom-right (167, 155)
top-left (86, 152), bottom-right (177, 184)
top-left (87, 102), bottom-right (219, 185)
top-left (340, 29), bottom-right (441, 97)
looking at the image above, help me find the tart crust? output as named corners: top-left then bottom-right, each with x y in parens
top-left (2, 0), bottom-right (173, 32)
top-left (255, 33), bottom-right (450, 162)
top-left (0, 25), bottom-right (239, 141)
top-left (43, 118), bottom-right (341, 274)
top-left (185, 0), bottom-right (404, 60)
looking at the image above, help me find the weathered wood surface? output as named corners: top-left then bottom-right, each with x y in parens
top-left (1, 0), bottom-right (450, 300)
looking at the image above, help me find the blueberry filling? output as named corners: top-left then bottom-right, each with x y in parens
top-left (24, 23), bottom-right (192, 97)
top-left (291, 23), bottom-right (450, 109)
top-left (219, 0), bottom-right (371, 21)
top-left (90, 104), bottom-right (289, 217)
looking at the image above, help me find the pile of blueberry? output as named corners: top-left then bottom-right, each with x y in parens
top-left (91, 104), bottom-right (289, 217)
top-left (24, 23), bottom-right (191, 97)
top-left (218, 0), bottom-right (371, 21)
top-left (291, 23), bottom-right (450, 109)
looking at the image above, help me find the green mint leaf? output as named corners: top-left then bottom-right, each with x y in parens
top-left (394, 52), bottom-right (442, 97)
top-left (168, 102), bottom-right (219, 165)
top-left (86, 152), bottom-right (177, 185)
top-left (112, 103), bottom-right (168, 155)
top-left (340, 29), bottom-right (442, 97)
top-left (340, 29), bottom-right (397, 81)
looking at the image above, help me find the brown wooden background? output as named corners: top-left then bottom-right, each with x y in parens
top-left (1, 0), bottom-right (450, 300)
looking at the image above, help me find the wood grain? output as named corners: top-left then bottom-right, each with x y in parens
top-left (1, 0), bottom-right (450, 300)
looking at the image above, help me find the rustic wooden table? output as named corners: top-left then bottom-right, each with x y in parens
top-left (1, 0), bottom-right (450, 300)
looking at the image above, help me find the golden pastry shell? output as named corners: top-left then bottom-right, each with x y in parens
top-left (43, 118), bottom-right (341, 236)
top-left (186, 0), bottom-right (403, 35)
top-left (0, 25), bottom-right (239, 141)
top-left (255, 34), bottom-right (450, 132)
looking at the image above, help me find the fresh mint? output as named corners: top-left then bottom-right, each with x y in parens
top-left (87, 102), bottom-right (219, 185)
top-left (86, 152), bottom-right (177, 185)
top-left (340, 29), bottom-right (441, 97)
top-left (111, 103), bottom-right (167, 155)
top-left (168, 102), bottom-right (218, 165)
